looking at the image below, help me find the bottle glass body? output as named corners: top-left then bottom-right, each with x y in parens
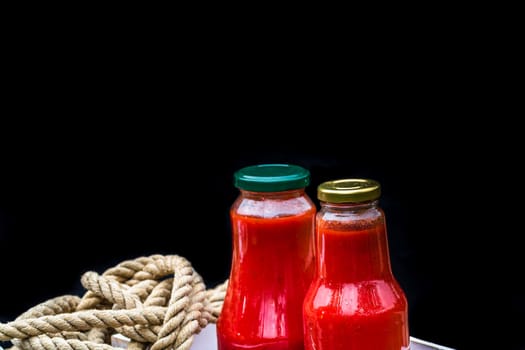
top-left (218, 188), bottom-right (316, 350)
top-left (303, 200), bottom-right (409, 350)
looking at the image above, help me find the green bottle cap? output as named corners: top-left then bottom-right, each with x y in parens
top-left (234, 164), bottom-right (310, 192)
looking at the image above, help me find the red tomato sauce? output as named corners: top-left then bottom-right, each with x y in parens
top-left (217, 209), bottom-right (315, 350)
top-left (303, 223), bottom-right (409, 350)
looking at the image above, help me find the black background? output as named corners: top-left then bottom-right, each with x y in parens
top-left (0, 27), bottom-right (522, 349)
top-left (1, 128), bottom-right (522, 350)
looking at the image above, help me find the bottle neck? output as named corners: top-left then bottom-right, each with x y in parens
top-left (239, 188), bottom-right (306, 200)
top-left (316, 200), bottom-right (393, 282)
top-left (320, 200), bottom-right (378, 211)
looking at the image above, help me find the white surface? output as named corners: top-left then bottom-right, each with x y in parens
top-left (410, 336), bottom-right (455, 350)
top-left (192, 324), bottom-right (455, 350)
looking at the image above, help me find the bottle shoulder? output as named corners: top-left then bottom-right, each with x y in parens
top-left (232, 192), bottom-right (315, 218)
top-left (305, 278), bottom-right (407, 314)
top-left (317, 205), bottom-right (385, 230)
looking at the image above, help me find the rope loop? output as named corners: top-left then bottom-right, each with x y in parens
top-left (0, 255), bottom-right (227, 350)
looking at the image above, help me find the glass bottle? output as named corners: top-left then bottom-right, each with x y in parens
top-left (217, 164), bottom-right (316, 350)
top-left (303, 179), bottom-right (409, 350)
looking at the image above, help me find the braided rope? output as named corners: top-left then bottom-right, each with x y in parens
top-left (0, 255), bottom-right (227, 350)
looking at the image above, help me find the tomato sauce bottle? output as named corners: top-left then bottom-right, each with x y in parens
top-left (217, 164), bottom-right (316, 350)
top-left (303, 179), bottom-right (409, 350)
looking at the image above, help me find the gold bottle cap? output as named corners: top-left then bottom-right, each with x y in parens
top-left (317, 178), bottom-right (381, 203)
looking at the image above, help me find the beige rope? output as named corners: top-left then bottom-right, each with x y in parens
top-left (0, 255), bottom-right (227, 350)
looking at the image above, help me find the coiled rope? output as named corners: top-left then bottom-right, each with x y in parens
top-left (0, 255), bottom-right (227, 350)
